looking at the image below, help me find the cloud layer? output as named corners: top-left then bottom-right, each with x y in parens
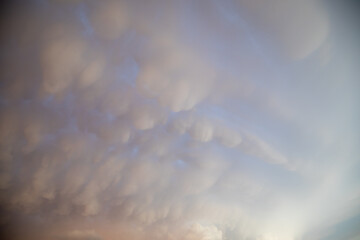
top-left (0, 0), bottom-right (359, 240)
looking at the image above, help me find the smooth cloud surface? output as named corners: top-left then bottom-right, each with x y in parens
top-left (0, 0), bottom-right (359, 240)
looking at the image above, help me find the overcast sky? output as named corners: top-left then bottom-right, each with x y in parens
top-left (0, 0), bottom-right (359, 240)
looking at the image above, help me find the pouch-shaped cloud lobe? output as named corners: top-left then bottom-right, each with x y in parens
top-left (0, 0), bottom-right (359, 240)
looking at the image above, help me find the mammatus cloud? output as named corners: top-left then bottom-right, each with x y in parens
top-left (234, 0), bottom-right (329, 60)
top-left (0, 0), bottom-right (359, 240)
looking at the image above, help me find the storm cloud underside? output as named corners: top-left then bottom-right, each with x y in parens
top-left (0, 0), bottom-right (359, 240)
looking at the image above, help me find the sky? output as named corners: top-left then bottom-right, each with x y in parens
top-left (0, 0), bottom-right (359, 239)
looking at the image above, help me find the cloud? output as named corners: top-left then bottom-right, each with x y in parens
top-left (0, 1), bottom-right (358, 240)
top-left (136, 36), bottom-right (216, 112)
top-left (234, 0), bottom-right (329, 59)
top-left (90, 1), bottom-right (129, 40)
top-left (57, 230), bottom-right (102, 240)
top-left (184, 224), bottom-right (223, 240)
